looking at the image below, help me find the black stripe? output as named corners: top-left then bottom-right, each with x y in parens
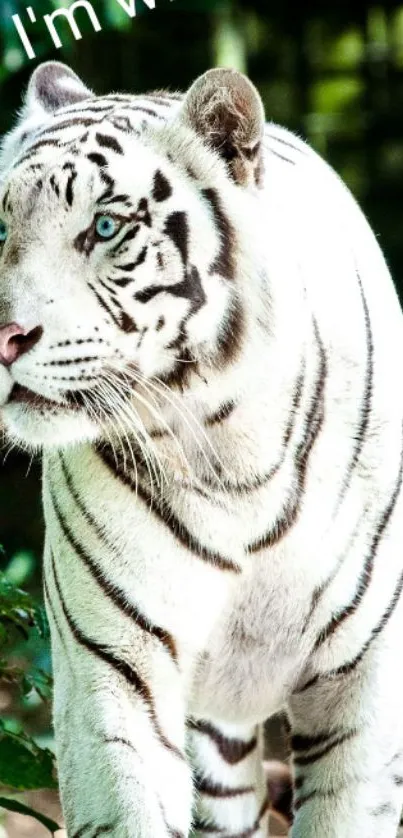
top-left (268, 147), bottom-right (296, 165)
top-left (335, 272), bottom-right (373, 510)
top-left (71, 824), bottom-right (113, 838)
top-left (193, 795), bottom-right (269, 837)
top-left (292, 730), bottom-right (339, 752)
top-left (2, 188), bottom-right (10, 212)
top-left (189, 719), bottom-right (257, 764)
top-left (164, 211), bottom-right (189, 265)
top-left (116, 245), bottom-right (148, 274)
top-left (200, 354), bottom-right (305, 494)
top-left (335, 565), bottom-right (403, 677)
top-left (135, 265), bottom-right (206, 316)
top-left (301, 511), bottom-right (365, 634)
top-left (265, 133), bottom-right (307, 154)
top-left (95, 133), bottom-right (123, 155)
top-left (109, 276), bottom-right (132, 289)
top-left (43, 577), bottom-right (68, 655)
top-left (313, 432), bottom-right (403, 649)
top-left (88, 282), bottom-right (127, 330)
top-left (152, 170), bottom-right (173, 202)
top-left (101, 193), bottom-right (131, 206)
top-left (194, 773), bottom-right (254, 798)
top-left (15, 139), bottom-right (63, 166)
top-left (111, 225), bottom-right (139, 253)
top-left (97, 444), bottom-right (241, 574)
top-left (157, 347), bottom-right (197, 392)
top-left (205, 400), bottom-right (236, 426)
top-left (43, 116), bottom-right (97, 132)
top-left (159, 804), bottom-right (186, 838)
top-left (88, 281), bottom-right (138, 333)
top-left (54, 455), bottom-right (178, 663)
top-left (103, 735), bottom-right (138, 753)
top-left (87, 152), bottom-right (108, 168)
top-left (71, 823), bottom-right (93, 838)
top-left (98, 172), bottom-right (116, 202)
top-left (294, 788), bottom-right (335, 812)
top-left (128, 105), bottom-right (165, 119)
top-left (298, 564), bottom-right (403, 693)
top-left (49, 550), bottom-right (184, 760)
top-left (201, 188), bottom-right (235, 281)
top-left (370, 803), bottom-right (395, 818)
top-left (248, 320), bottom-right (326, 552)
top-left (65, 170), bottom-right (77, 207)
top-left (49, 174), bottom-right (60, 197)
top-left (215, 297), bottom-right (245, 367)
top-left (293, 729), bottom-right (357, 766)
top-left (110, 115), bottom-right (134, 133)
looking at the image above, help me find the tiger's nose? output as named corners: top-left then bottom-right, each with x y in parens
top-left (0, 323), bottom-right (43, 367)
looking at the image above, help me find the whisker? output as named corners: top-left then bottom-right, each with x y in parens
top-left (142, 373), bottom-right (230, 487)
top-left (106, 361), bottom-right (194, 485)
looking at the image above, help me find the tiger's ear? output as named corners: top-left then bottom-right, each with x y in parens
top-left (181, 68), bottom-right (265, 188)
top-left (25, 61), bottom-right (93, 115)
top-left (0, 63), bottom-right (93, 174)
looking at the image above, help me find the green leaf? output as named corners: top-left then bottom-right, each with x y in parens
top-left (23, 668), bottom-right (53, 702)
top-left (0, 729), bottom-right (57, 791)
top-left (0, 571), bottom-right (49, 642)
top-left (0, 659), bottom-right (52, 702)
top-left (0, 797), bottom-right (61, 834)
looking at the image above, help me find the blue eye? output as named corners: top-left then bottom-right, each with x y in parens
top-left (0, 220), bottom-right (8, 243)
top-left (95, 215), bottom-right (119, 240)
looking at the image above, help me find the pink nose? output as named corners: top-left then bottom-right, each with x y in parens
top-left (0, 323), bottom-right (43, 367)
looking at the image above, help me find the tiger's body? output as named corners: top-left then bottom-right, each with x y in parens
top-left (1, 62), bottom-right (403, 838)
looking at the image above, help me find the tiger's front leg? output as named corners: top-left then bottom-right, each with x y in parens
top-left (188, 719), bottom-right (269, 837)
top-left (288, 632), bottom-right (403, 838)
top-left (44, 546), bottom-right (193, 838)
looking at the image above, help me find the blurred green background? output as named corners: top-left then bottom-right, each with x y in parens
top-left (1, 0), bottom-right (403, 784)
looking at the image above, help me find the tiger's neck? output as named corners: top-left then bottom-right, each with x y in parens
top-left (95, 286), bottom-right (311, 500)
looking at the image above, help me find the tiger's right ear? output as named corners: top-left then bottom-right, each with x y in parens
top-left (25, 61), bottom-right (93, 116)
top-left (0, 63), bottom-right (93, 173)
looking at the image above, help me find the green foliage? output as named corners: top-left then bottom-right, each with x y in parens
top-left (0, 726), bottom-right (57, 791)
top-left (0, 568), bottom-right (49, 643)
top-left (0, 565), bottom-right (58, 833)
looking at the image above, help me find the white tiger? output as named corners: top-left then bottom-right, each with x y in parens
top-left (1, 61), bottom-right (403, 838)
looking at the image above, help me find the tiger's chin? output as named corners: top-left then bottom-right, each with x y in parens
top-left (1, 399), bottom-right (100, 451)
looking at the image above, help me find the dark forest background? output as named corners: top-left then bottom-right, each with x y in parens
top-left (0, 0), bottom-right (403, 832)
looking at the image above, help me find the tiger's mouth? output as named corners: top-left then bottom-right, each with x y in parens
top-left (8, 383), bottom-right (79, 412)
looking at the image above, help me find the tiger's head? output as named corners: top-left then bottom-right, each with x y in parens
top-left (0, 62), bottom-right (266, 450)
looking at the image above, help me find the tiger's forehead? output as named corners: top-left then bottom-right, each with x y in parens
top-left (0, 127), bottom-right (174, 222)
top-left (0, 89), bottom-right (182, 205)
top-left (14, 91), bottom-right (178, 168)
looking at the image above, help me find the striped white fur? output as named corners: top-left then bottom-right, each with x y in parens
top-left (1, 62), bottom-right (403, 837)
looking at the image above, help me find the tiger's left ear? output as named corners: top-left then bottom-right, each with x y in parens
top-left (25, 61), bottom-right (93, 116)
top-left (181, 68), bottom-right (265, 189)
